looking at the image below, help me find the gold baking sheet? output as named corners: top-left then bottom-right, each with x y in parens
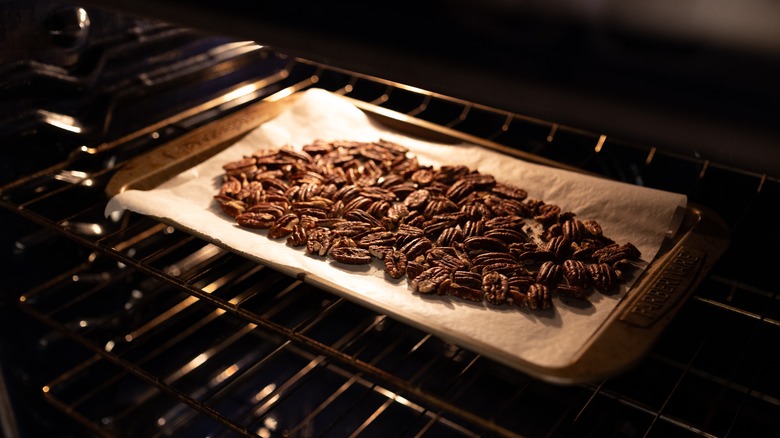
top-left (105, 89), bottom-right (729, 384)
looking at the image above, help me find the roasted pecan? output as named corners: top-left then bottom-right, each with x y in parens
top-left (533, 203), bottom-right (561, 225)
top-left (330, 235), bottom-right (357, 251)
top-left (405, 260), bottom-right (425, 280)
top-left (484, 215), bottom-right (525, 232)
top-left (344, 209), bottom-right (384, 228)
top-left (306, 228), bottom-right (333, 256)
top-left (331, 247), bottom-right (372, 265)
top-left (383, 249), bottom-right (408, 279)
top-left (461, 220), bottom-right (485, 239)
top-left (546, 235), bottom-right (572, 261)
top-left (536, 261), bottom-right (563, 285)
top-left (464, 236), bottom-right (508, 255)
top-left (267, 213), bottom-right (300, 239)
top-left (436, 227), bottom-right (464, 247)
top-left (593, 243), bottom-right (641, 265)
top-left (480, 262), bottom-right (528, 278)
top-left (588, 263), bottom-right (619, 293)
top-left (286, 224), bottom-right (308, 247)
top-left (236, 212), bottom-right (277, 229)
top-left (215, 198), bottom-right (246, 218)
top-left (446, 281), bottom-right (484, 302)
top-left (410, 168), bottom-right (434, 186)
top-left (423, 196), bottom-right (459, 218)
top-left (357, 231), bottom-right (396, 249)
top-left (400, 237), bottom-right (434, 262)
top-left (563, 259), bottom-right (590, 287)
top-left (482, 271), bottom-right (509, 305)
top-left (411, 267), bottom-right (450, 294)
top-left (526, 283), bottom-right (552, 310)
top-left (331, 221), bottom-right (372, 237)
top-left (445, 179), bottom-right (476, 202)
top-left (492, 183), bottom-right (528, 201)
top-left (484, 228), bottom-right (528, 244)
top-left (386, 203), bottom-right (410, 224)
top-left (453, 271), bottom-right (483, 289)
top-left (404, 189), bottom-right (431, 210)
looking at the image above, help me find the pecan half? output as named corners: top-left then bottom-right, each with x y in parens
top-left (331, 247), bottom-right (372, 265)
top-left (482, 271), bottom-right (509, 305)
top-left (384, 249), bottom-right (408, 279)
top-left (411, 267), bottom-right (450, 294)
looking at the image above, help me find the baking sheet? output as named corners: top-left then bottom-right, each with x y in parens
top-left (105, 88), bottom-right (687, 371)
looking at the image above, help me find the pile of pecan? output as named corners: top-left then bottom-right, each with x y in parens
top-left (214, 139), bottom-right (641, 311)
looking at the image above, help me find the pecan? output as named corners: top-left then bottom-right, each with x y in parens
top-left (436, 227), bottom-right (464, 247)
top-left (533, 203), bottom-right (561, 225)
top-left (582, 219), bottom-right (604, 238)
top-left (508, 274), bottom-right (535, 289)
top-left (331, 221), bottom-right (372, 237)
top-left (267, 213), bottom-right (300, 239)
top-left (463, 173), bottom-right (496, 190)
top-left (427, 249), bottom-right (470, 272)
top-left (464, 236), bottom-right (508, 255)
top-left (306, 228), bottom-right (333, 256)
top-left (331, 247), bottom-right (372, 265)
top-left (405, 260), bottom-right (425, 280)
top-left (445, 179), bottom-right (476, 202)
top-left (385, 203), bottom-right (410, 224)
top-left (461, 220), bottom-right (485, 239)
top-left (383, 249), bottom-right (408, 279)
top-left (460, 203), bottom-right (492, 222)
top-left (507, 286), bottom-right (528, 308)
top-left (223, 156), bottom-right (257, 176)
top-left (588, 263), bottom-right (619, 293)
top-left (446, 281), bottom-right (484, 302)
top-left (422, 196), bottom-right (459, 218)
top-left (472, 251), bottom-right (515, 267)
top-left (216, 198), bottom-right (246, 218)
top-left (411, 267), bottom-right (450, 294)
top-left (404, 189), bottom-right (431, 210)
top-left (545, 235), bottom-right (571, 261)
top-left (357, 231), bottom-right (396, 249)
top-left (400, 237), bottom-right (434, 262)
top-left (482, 271), bottom-right (509, 305)
top-left (536, 261), bottom-right (563, 285)
top-left (484, 228), bottom-right (528, 244)
top-left (395, 224), bottom-right (425, 247)
top-left (410, 168), bottom-right (435, 186)
top-left (236, 212), bottom-right (277, 229)
top-left (219, 175), bottom-right (242, 197)
top-left (286, 224), bottom-right (308, 247)
top-left (247, 203), bottom-right (287, 218)
top-left (526, 283), bottom-right (552, 310)
top-left (344, 195), bottom-right (373, 213)
top-left (492, 183), bottom-right (528, 201)
top-left (344, 209), bottom-right (384, 228)
top-left (484, 215), bottom-right (525, 232)
top-left (513, 249), bottom-right (556, 264)
top-left (453, 271), bottom-right (483, 289)
top-left (562, 219), bottom-right (587, 242)
top-left (593, 243), bottom-right (641, 265)
top-left (563, 259), bottom-right (590, 287)
top-left (330, 235), bottom-right (357, 251)
top-left (480, 262), bottom-right (528, 278)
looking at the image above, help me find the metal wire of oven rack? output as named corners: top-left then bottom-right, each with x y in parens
top-left (2, 49), bottom-right (780, 438)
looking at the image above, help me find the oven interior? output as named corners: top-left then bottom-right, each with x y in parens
top-left (2, 2), bottom-right (780, 437)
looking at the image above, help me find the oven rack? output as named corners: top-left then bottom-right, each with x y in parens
top-left (3, 52), bottom-right (780, 437)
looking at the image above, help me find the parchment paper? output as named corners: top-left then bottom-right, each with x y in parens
top-left (106, 89), bottom-right (687, 370)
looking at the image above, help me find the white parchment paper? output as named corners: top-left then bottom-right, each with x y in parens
top-left (106, 89), bottom-right (687, 370)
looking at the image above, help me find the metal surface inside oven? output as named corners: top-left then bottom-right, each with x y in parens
top-left (2, 1), bottom-right (780, 437)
